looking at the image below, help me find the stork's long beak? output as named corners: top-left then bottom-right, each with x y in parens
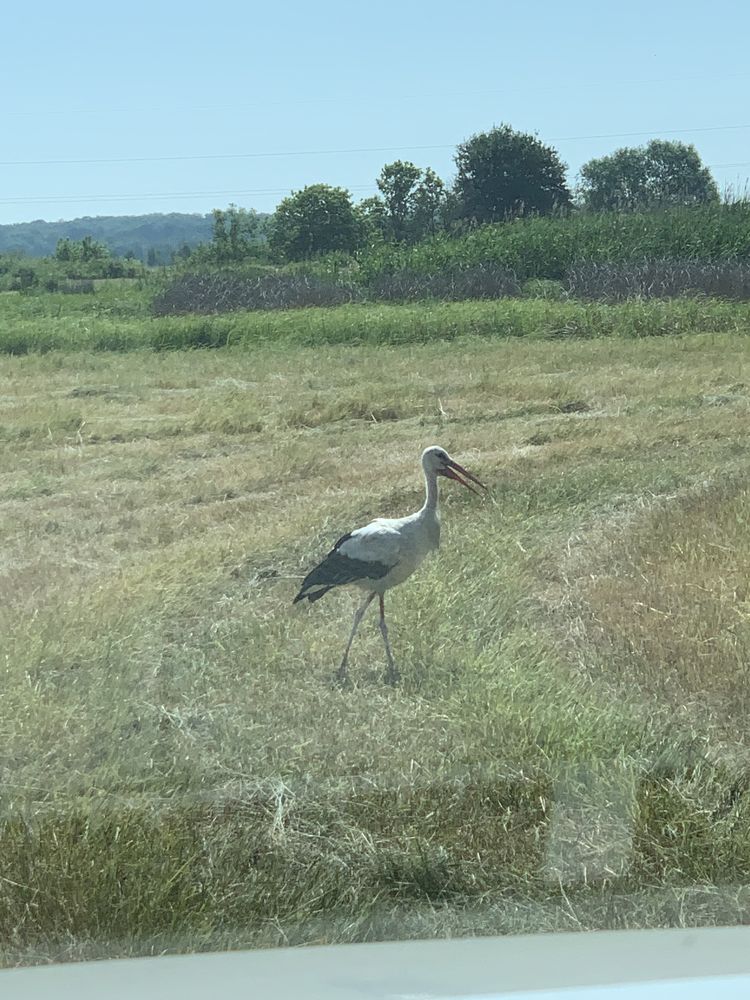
top-left (440, 458), bottom-right (487, 496)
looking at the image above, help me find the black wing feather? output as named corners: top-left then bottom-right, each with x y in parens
top-left (293, 531), bottom-right (392, 604)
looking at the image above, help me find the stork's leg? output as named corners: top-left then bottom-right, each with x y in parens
top-left (336, 592), bottom-right (375, 684)
top-left (378, 595), bottom-right (400, 685)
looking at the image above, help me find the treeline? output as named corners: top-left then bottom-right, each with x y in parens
top-left (176, 124), bottom-right (732, 269)
top-left (2, 121), bottom-right (745, 296)
top-left (0, 212), bottom-right (221, 262)
top-left (0, 236), bottom-right (145, 292)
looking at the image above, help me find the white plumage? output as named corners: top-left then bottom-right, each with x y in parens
top-left (294, 445), bottom-right (486, 684)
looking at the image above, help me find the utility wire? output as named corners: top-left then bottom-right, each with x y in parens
top-left (1, 161), bottom-right (748, 208)
top-left (0, 185), bottom-right (379, 207)
top-left (1, 124), bottom-right (750, 169)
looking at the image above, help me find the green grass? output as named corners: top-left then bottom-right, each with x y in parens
top-left (2, 330), bottom-right (750, 965)
top-left (358, 202), bottom-right (750, 283)
top-left (3, 285), bottom-right (750, 354)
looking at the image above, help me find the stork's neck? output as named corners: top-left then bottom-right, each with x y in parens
top-left (421, 468), bottom-right (439, 514)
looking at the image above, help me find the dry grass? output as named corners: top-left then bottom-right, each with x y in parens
top-left (569, 482), bottom-right (750, 741)
top-left (2, 331), bottom-right (750, 965)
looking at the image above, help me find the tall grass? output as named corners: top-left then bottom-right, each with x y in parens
top-left (150, 298), bottom-right (750, 350)
top-left (3, 291), bottom-right (750, 355)
top-left (151, 271), bottom-right (364, 316)
top-left (151, 264), bottom-right (524, 315)
top-left (567, 260), bottom-right (750, 301)
top-left (358, 203), bottom-right (750, 284)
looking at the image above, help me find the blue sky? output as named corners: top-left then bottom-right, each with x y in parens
top-left (3, 0), bottom-right (749, 224)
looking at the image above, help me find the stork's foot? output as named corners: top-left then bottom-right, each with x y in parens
top-left (333, 660), bottom-right (352, 689)
top-left (384, 663), bottom-right (401, 686)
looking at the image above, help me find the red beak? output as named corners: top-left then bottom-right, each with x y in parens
top-left (440, 458), bottom-right (487, 496)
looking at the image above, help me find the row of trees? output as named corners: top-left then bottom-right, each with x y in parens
top-left (200, 125), bottom-right (722, 263)
top-left (52, 235), bottom-right (143, 278)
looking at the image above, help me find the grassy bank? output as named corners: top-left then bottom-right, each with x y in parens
top-left (2, 332), bottom-right (750, 963)
top-left (3, 288), bottom-right (750, 354)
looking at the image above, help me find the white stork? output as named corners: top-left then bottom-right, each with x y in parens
top-left (293, 446), bottom-right (487, 684)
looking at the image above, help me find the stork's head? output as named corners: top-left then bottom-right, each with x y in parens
top-left (421, 446), bottom-right (487, 495)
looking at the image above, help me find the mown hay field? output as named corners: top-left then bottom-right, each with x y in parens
top-left (2, 298), bottom-right (750, 965)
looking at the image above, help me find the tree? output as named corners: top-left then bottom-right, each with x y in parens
top-left (578, 140), bottom-right (719, 212)
top-left (362, 162), bottom-right (447, 244)
top-left (172, 243), bottom-right (193, 263)
top-left (268, 184), bottom-right (360, 261)
top-left (210, 204), bottom-right (261, 262)
top-left (12, 265), bottom-right (38, 291)
top-left (454, 124), bottom-right (571, 224)
top-left (411, 167), bottom-right (446, 239)
top-left (355, 196), bottom-right (389, 249)
top-left (79, 235), bottom-right (110, 262)
top-left (55, 238), bottom-right (73, 262)
top-left (55, 235), bottom-right (109, 263)
top-left (376, 160), bottom-right (422, 242)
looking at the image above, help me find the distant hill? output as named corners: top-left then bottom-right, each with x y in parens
top-left (0, 212), bottom-right (266, 262)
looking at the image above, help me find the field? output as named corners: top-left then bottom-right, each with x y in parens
top-left (2, 288), bottom-right (750, 965)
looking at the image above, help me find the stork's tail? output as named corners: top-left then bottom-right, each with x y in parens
top-left (292, 554), bottom-right (344, 604)
top-left (292, 583), bottom-right (333, 604)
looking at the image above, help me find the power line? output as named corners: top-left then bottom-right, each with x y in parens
top-left (0, 185), bottom-right (378, 207)
top-left (1, 147), bottom-right (748, 211)
top-left (2, 124), bottom-right (750, 169)
top-left (2, 158), bottom-right (749, 208)
top-left (554, 124), bottom-right (750, 142)
top-left (0, 143), bottom-right (454, 168)
top-left (2, 159), bottom-right (746, 209)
